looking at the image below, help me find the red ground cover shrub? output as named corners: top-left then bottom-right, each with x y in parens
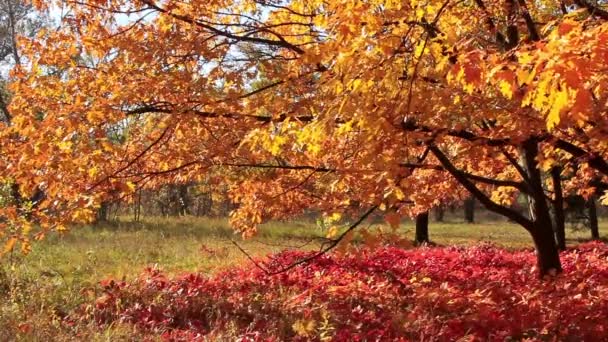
top-left (81, 242), bottom-right (608, 341)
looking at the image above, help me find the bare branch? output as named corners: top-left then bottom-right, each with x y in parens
top-left (232, 205), bottom-right (378, 275)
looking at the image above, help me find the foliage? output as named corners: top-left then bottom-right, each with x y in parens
top-left (0, 0), bottom-right (607, 280)
top-left (82, 242), bottom-right (608, 341)
top-left (3, 0), bottom-right (606, 245)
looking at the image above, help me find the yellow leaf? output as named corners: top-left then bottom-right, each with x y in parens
top-left (394, 187), bottom-right (405, 201)
top-left (57, 141), bottom-right (73, 152)
top-left (326, 225), bottom-right (339, 239)
top-left (518, 52), bottom-right (533, 65)
top-left (547, 87), bottom-right (570, 130)
top-left (337, 120), bottom-right (355, 134)
top-left (88, 167), bottom-right (98, 178)
top-left (21, 240), bottom-right (31, 255)
top-left (269, 135), bottom-right (286, 156)
top-left (126, 181), bottom-right (137, 192)
top-left (101, 140), bottom-right (114, 152)
top-left (498, 80), bottom-right (513, 99)
top-left (3, 237), bottom-right (17, 255)
top-left (540, 157), bottom-right (556, 172)
top-left (516, 69), bottom-right (530, 86)
top-left (292, 319), bottom-right (316, 337)
top-left (328, 212), bottom-right (342, 222)
top-left (335, 82), bottom-right (344, 94)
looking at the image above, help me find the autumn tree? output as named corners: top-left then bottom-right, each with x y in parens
top-left (0, 0), bottom-right (49, 254)
top-left (3, 0), bottom-right (608, 276)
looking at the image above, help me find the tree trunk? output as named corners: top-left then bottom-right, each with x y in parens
top-left (530, 221), bottom-right (563, 275)
top-left (6, 0), bottom-right (22, 66)
top-left (178, 184), bottom-right (190, 216)
top-left (550, 167), bottom-right (566, 250)
top-left (428, 141), bottom-right (562, 277)
top-left (434, 206), bottom-right (444, 222)
top-left (97, 202), bottom-right (109, 223)
top-left (415, 211), bottom-right (429, 244)
top-left (522, 138), bottom-right (562, 276)
top-left (587, 197), bottom-right (600, 240)
top-left (464, 197), bottom-right (475, 223)
top-left (133, 189), bottom-right (142, 222)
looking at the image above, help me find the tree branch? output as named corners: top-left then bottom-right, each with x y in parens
top-left (554, 139), bottom-right (608, 176)
top-left (458, 169), bottom-right (528, 193)
top-left (400, 160), bottom-right (527, 192)
top-left (401, 120), bottom-right (514, 147)
top-left (517, 0), bottom-right (540, 41)
top-left (125, 105), bottom-right (303, 123)
top-left (87, 125), bottom-right (173, 191)
top-left (429, 144), bottom-right (533, 230)
top-left (140, 0), bottom-right (306, 54)
top-left (473, 0), bottom-right (508, 49)
top-left (221, 162), bottom-right (335, 173)
top-left (499, 146), bottom-right (531, 184)
top-left (232, 205), bottom-right (378, 275)
top-left (573, 0), bottom-right (608, 20)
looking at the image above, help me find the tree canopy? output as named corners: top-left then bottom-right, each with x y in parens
top-left (2, 0), bottom-right (608, 275)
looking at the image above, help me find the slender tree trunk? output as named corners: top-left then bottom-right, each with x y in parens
top-left (449, 204), bottom-right (456, 214)
top-left (522, 138), bottom-right (562, 275)
top-left (587, 197), bottom-right (600, 240)
top-left (434, 206), bottom-right (444, 222)
top-left (138, 190), bottom-right (142, 220)
top-left (550, 167), bottom-right (566, 250)
top-left (178, 184), bottom-right (190, 216)
top-left (6, 0), bottom-right (22, 66)
top-left (415, 211), bottom-right (429, 244)
top-left (112, 203), bottom-right (120, 220)
top-left (200, 192), bottom-right (212, 216)
top-left (133, 189), bottom-right (142, 222)
top-left (97, 202), bottom-right (109, 223)
top-left (464, 197), bottom-right (475, 223)
top-left (156, 199), bottom-right (167, 217)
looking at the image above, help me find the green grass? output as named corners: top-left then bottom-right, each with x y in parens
top-left (0, 215), bottom-right (606, 341)
top-left (0, 216), bottom-right (330, 341)
top-left (9, 216), bottom-right (608, 283)
top-left (406, 220), bottom-right (608, 248)
top-left (11, 216), bottom-right (325, 284)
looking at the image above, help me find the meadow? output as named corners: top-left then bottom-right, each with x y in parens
top-left (0, 216), bottom-right (606, 340)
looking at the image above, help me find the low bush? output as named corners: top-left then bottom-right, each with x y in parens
top-left (81, 242), bottom-right (608, 341)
